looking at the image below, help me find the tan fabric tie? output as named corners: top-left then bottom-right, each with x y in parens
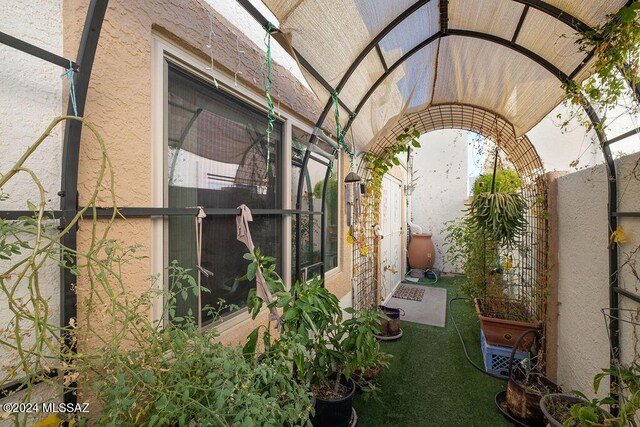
top-left (236, 204), bottom-right (280, 322)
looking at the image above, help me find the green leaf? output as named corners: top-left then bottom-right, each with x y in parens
top-left (243, 327), bottom-right (259, 357)
top-left (283, 307), bottom-right (300, 322)
top-left (276, 294), bottom-right (292, 307)
top-left (247, 262), bottom-right (257, 281)
top-left (617, 7), bottom-right (637, 23)
top-left (141, 370), bottom-right (156, 384)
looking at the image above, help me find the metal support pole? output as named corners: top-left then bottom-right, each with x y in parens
top-left (295, 150), bottom-right (311, 284)
top-left (59, 0), bottom-right (109, 405)
top-left (582, 101), bottom-right (619, 413)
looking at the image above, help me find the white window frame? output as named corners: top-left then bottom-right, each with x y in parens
top-left (151, 35), bottom-right (298, 332)
top-left (290, 124), bottom-right (342, 280)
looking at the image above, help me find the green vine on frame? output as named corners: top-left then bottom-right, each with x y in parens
top-left (560, 2), bottom-right (640, 134)
top-left (363, 126), bottom-right (421, 205)
top-left (263, 23), bottom-right (276, 174)
top-left (331, 92), bottom-right (354, 164)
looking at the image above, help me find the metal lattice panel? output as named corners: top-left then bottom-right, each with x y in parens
top-left (353, 104), bottom-right (548, 323)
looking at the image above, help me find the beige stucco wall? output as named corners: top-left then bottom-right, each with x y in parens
top-left (551, 152), bottom-right (640, 397)
top-left (63, 0), bottom-right (347, 347)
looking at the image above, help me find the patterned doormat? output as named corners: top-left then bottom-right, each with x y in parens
top-left (392, 285), bottom-right (425, 302)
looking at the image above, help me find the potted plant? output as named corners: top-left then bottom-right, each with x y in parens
top-left (465, 170), bottom-right (539, 349)
top-left (90, 260), bottom-right (314, 426)
top-left (243, 250), bottom-right (388, 427)
top-left (540, 362), bottom-right (640, 426)
top-left (341, 308), bottom-right (392, 394)
top-left (504, 331), bottom-right (561, 426)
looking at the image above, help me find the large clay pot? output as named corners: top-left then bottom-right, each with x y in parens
top-left (408, 233), bottom-right (435, 270)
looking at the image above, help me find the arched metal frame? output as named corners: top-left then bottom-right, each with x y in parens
top-left (236, 0), bottom-right (639, 401)
top-left (0, 0), bottom-right (339, 404)
top-left (351, 104), bottom-right (548, 324)
top-left (0, 0), bottom-right (637, 408)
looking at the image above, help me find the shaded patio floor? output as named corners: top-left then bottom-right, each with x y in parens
top-left (354, 276), bottom-right (511, 426)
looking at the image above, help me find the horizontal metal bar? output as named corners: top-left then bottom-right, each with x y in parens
top-left (605, 126), bottom-right (640, 147)
top-left (235, 0), bottom-right (273, 30)
top-left (308, 143), bottom-right (335, 162)
top-left (511, 0), bottom-right (591, 34)
top-left (80, 207), bottom-right (323, 217)
top-left (375, 43), bottom-right (388, 73)
top-left (302, 261), bottom-right (324, 270)
top-left (0, 369), bottom-right (58, 399)
top-left (0, 31), bottom-right (78, 71)
top-left (0, 211), bottom-right (62, 220)
top-left (446, 29), bottom-right (569, 81)
top-left (614, 287), bottom-right (640, 304)
top-left (294, 50), bottom-right (354, 115)
top-left (2, 208), bottom-right (325, 220)
top-left (312, 127), bottom-right (340, 150)
top-left (613, 212), bottom-right (640, 217)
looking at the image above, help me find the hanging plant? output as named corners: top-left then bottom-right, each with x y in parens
top-left (472, 169), bottom-right (522, 196)
top-left (466, 191), bottom-right (528, 247)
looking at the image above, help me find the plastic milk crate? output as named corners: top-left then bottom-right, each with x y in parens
top-left (480, 329), bottom-right (527, 378)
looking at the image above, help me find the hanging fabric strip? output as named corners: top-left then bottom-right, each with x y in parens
top-left (236, 204), bottom-right (280, 321)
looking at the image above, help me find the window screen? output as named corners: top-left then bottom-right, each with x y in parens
top-left (166, 63), bottom-right (282, 324)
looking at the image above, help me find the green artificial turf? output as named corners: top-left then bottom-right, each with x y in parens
top-left (353, 276), bottom-right (512, 427)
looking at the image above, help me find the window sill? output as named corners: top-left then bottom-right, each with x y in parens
top-left (204, 306), bottom-right (267, 336)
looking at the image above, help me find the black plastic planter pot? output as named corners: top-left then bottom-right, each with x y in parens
top-left (312, 377), bottom-right (356, 427)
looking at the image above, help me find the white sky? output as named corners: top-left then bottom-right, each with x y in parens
top-left (208, 0), bottom-right (310, 89)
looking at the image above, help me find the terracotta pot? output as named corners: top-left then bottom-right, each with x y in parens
top-left (408, 233), bottom-right (435, 270)
top-left (475, 298), bottom-right (539, 350)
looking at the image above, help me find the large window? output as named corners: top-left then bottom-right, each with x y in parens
top-left (166, 63), bottom-right (282, 325)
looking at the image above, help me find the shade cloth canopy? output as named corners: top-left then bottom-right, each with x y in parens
top-left (260, 0), bottom-right (628, 152)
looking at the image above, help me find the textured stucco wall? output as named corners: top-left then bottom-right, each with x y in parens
top-left (0, 1), bottom-right (64, 419)
top-left (1, 2), bottom-right (63, 208)
top-left (554, 152), bottom-right (640, 397)
top-left (62, 0), bottom-right (343, 349)
top-left (410, 129), bottom-right (468, 273)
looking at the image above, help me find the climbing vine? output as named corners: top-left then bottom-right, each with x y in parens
top-left (363, 126), bottom-right (421, 208)
top-left (561, 2), bottom-right (640, 133)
